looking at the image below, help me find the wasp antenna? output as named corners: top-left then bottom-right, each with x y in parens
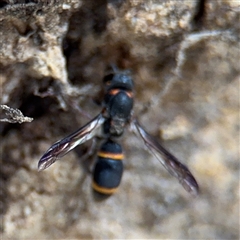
top-left (110, 64), bottom-right (119, 73)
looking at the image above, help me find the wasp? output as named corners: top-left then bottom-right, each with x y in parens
top-left (38, 67), bottom-right (199, 196)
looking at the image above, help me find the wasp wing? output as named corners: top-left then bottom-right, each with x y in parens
top-left (38, 113), bottom-right (105, 171)
top-left (131, 119), bottom-right (199, 196)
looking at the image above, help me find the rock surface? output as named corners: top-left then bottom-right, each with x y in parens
top-left (0, 0), bottom-right (239, 239)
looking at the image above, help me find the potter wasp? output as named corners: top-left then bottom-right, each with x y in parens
top-left (38, 67), bottom-right (199, 196)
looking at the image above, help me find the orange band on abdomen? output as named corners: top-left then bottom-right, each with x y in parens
top-left (97, 151), bottom-right (124, 160)
top-left (92, 181), bottom-right (118, 195)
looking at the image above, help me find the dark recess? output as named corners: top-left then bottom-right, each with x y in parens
top-left (192, 0), bottom-right (206, 29)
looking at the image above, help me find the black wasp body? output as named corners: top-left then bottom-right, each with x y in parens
top-left (102, 70), bottom-right (133, 137)
top-left (93, 140), bottom-right (124, 195)
top-left (38, 67), bottom-right (199, 196)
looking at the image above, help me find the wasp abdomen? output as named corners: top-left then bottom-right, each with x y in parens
top-left (92, 140), bottom-right (124, 195)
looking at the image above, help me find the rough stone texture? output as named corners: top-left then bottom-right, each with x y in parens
top-left (0, 0), bottom-right (239, 239)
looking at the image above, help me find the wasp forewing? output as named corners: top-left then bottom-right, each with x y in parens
top-left (38, 113), bottom-right (105, 171)
top-left (131, 119), bottom-right (199, 196)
